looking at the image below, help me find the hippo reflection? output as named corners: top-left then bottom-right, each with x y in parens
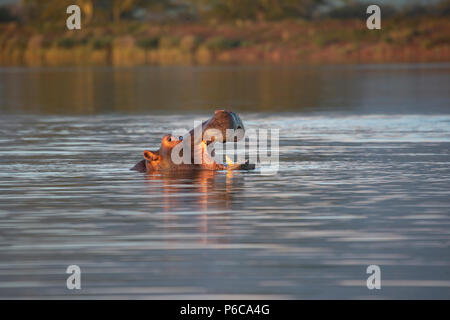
top-left (144, 170), bottom-right (245, 244)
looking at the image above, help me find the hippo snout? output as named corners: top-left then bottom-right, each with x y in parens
top-left (205, 110), bottom-right (245, 143)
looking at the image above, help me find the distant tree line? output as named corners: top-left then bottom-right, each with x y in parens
top-left (1, 0), bottom-right (449, 24)
top-left (327, 0), bottom-right (450, 19)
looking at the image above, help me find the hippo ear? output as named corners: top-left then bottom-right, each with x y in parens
top-left (143, 150), bottom-right (160, 161)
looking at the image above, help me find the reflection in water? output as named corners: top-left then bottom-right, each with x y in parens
top-left (144, 170), bottom-right (239, 245)
top-left (145, 170), bottom-right (236, 211)
top-left (1, 64), bottom-right (449, 115)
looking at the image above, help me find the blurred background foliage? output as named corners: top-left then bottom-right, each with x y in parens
top-left (2, 0), bottom-right (327, 24)
top-left (0, 0), bottom-right (449, 65)
top-left (9, 0), bottom-right (449, 23)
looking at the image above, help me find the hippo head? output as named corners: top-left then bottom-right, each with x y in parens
top-left (132, 110), bottom-right (251, 173)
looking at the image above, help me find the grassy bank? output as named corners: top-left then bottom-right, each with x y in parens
top-left (1, 18), bottom-right (449, 66)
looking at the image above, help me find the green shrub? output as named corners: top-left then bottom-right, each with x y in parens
top-left (239, 40), bottom-right (254, 47)
top-left (92, 37), bottom-right (112, 50)
top-left (422, 34), bottom-right (450, 48)
top-left (136, 37), bottom-right (159, 50)
top-left (57, 37), bottom-right (76, 49)
top-left (313, 33), bottom-right (342, 47)
top-left (158, 36), bottom-right (180, 49)
top-left (204, 36), bottom-right (241, 52)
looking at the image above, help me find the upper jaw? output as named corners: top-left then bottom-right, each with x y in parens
top-left (202, 110), bottom-right (245, 143)
top-left (181, 110), bottom-right (246, 147)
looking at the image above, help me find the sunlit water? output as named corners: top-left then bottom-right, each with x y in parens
top-left (0, 64), bottom-right (449, 299)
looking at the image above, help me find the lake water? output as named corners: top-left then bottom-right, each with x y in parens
top-left (0, 64), bottom-right (449, 299)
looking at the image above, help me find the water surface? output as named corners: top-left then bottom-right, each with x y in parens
top-left (0, 64), bottom-right (449, 299)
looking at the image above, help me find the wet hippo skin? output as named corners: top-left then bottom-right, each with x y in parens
top-left (131, 110), bottom-right (255, 173)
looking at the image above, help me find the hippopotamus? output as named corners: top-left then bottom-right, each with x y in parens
top-left (131, 110), bottom-right (255, 173)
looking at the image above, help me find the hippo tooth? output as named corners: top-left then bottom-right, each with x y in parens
top-left (225, 155), bottom-right (234, 165)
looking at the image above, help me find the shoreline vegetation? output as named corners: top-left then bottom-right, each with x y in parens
top-left (1, 18), bottom-right (449, 67)
top-left (1, 0), bottom-right (450, 67)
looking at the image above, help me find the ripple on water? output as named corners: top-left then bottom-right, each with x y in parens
top-left (0, 113), bottom-right (449, 299)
